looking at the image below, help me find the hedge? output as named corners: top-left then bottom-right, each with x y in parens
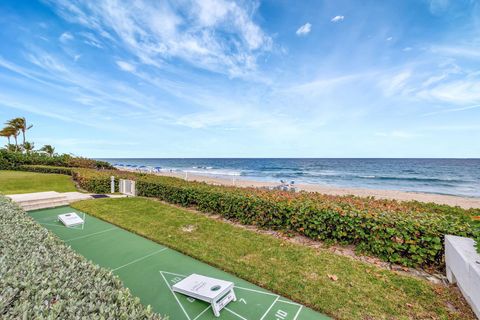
top-left (134, 175), bottom-right (477, 267)
top-left (14, 165), bottom-right (480, 267)
top-left (0, 149), bottom-right (114, 170)
top-left (0, 195), bottom-right (161, 319)
top-left (473, 216), bottom-right (480, 254)
top-left (20, 164), bottom-right (75, 175)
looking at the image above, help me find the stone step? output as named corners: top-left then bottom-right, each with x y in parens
top-left (8, 191), bottom-right (67, 206)
top-left (22, 199), bottom-right (70, 211)
top-left (15, 195), bottom-right (68, 206)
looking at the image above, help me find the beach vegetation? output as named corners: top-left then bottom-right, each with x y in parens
top-left (22, 141), bottom-right (34, 154)
top-left (0, 195), bottom-right (161, 319)
top-left (39, 144), bottom-right (55, 157)
top-left (0, 149), bottom-right (114, 170)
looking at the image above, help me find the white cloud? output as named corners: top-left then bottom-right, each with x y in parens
top-left (331, 16), bottom-right (344, 23)
top-left (421, 104), bottom-right (480, 116)
top-left (296, 23), bottom-right (311, 36)
top-left (402, 47), bottom-right (412, 52)
top-left (386, 37), bottom-right (393, 41)
top-left (46, 0), bottom-right (272, 78)
top-left (381, 70), bottom-right (412, 96)
top-left (59, 31), bottom-right (73, 42)
top-left (417, 80), bottom-right (480, 104)
top-left (116, 60), bottom-right (136, 72)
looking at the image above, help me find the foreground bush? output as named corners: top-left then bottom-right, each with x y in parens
top-left (0, 149), bottom-right (113, 170)
top-left (16, 166), bottom-right (480, 267)
top-left (135, 175), bottom-right (477, 267)
top-left (0, 195), bottom-right (161, 319)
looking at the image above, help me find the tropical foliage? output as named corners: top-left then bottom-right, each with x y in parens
top-left (21, 165), bottom-right (479, 267)
top-left (39, 144), bottom-right (55, 156)
top-left (1, 117), bottom-right (52, 158)
top-left (0, 149), bottom-right (113, 170)
top-left (0, 195), bottom-right (161, 319)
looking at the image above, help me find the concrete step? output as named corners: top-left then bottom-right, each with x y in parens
top-left (22, 199), bottom-right (70, 211)
top-left (15, 195), bottom-right (67, 206)
top-left (8, 191), bottom-right (67, 206)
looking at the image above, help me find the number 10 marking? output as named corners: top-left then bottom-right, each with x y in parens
top-left (276, 309), bottom-right (288, 319)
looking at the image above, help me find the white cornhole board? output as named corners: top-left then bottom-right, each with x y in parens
top-left (172, 274), bottom-right (236, 317)
top-left (58, 212), bottom-right (84, 227)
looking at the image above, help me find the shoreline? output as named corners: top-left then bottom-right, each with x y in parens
top-left (122, 168), bottom-right (480, 209)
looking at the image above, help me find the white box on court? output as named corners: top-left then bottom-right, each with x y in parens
top-left (172, 274), bottom-right (236, 317)
top-left (58, 212), bottom-right (84, 227)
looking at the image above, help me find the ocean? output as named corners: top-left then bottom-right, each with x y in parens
top-left (99, 158), bottom-right (480, 198)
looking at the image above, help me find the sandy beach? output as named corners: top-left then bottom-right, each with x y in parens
top-left (124, 169), bottom-right (480, 209)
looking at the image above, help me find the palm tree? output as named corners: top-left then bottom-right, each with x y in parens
top-left (40, 144), bottom-right (55, 157)
top-left (4, 120), bottom-right (20, 151)
top-left (23, 141), bottom-right (34, 154)
top-left (8, 117), bottom-right (33, 145)
top-left (5, 144), bottom-right (16, 152)
top-left (0, 126), bottom-right (16, 144)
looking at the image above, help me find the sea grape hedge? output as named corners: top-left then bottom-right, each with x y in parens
top-left (0, 149), bottom-right (114, 170)
top-left (473, 216), bottom-right (480, 254)
top-left (14, 165), bottom-right (480, 267)
top-left (0, 195), bottom-right (161, 319)
top-left (134, 175), bottom-right (477, 267)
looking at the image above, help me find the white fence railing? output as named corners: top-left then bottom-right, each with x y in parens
top-left (119, 179), bottom-right (136, 196)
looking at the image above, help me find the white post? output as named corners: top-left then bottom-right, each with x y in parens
top-left (185, 171), bottom-right (188, 181)
top-left (110, 176), bottom-right (115, 193)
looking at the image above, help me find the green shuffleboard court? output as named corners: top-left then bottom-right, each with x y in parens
top-left (30, 206), bottom-right (330, 320)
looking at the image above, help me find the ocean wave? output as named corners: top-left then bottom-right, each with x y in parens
top-left (358, 175), bottom-right (464, 183)
top-left (185, 169), bottom-right (241, 176)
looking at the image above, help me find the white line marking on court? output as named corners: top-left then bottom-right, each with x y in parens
top-left (225, 307), bottom-right (248, 320)
top-left (277, 299), bottom-right (302, 306)
top-left (81, 213), bottom-right (85, 230)
top-left (112, 248), bottom-right (168, 272)
top-left (160, 271), bottom-right (191, 320)
top-left (39, 222), bottom-right (64, 228)
top-left (193, 306), bottom-right (211, 320)
top-left (260, 296), bottom-right (280, 320)
top-left (234, 285), bottom-right (279, 297)
top-left (293, 305), bottom-right (303, 320)
top-left (159, 270), bottom-right (187, 278)
top-left (64, 227), bottom-right (117, 242)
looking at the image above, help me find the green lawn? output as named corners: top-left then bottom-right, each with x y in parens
top-left (0, 170), bottom-right (77, 194)
top-left (71, 197), bottom-right (475, 320)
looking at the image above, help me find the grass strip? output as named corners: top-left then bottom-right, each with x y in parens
top-left (71, 197), bottom-right (475, 320)
top-left (0, 170), bottom-right (77, 194)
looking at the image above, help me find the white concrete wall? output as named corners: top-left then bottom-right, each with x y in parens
top-left (445, 235), bottom-right (480, 319)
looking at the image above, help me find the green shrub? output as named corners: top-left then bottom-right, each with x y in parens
top-left (0, 195), bottom-right (161, 319)
top-left (20, 164), bottom-right (75, 175)
top-left (0, 149), bottom-right (114, 170)
top-left (72, 169), bottom-right (139, 194)
top-left (472, 216), bottom-right (480, 254)
top-left (133, 176), bottom-right (476, 267)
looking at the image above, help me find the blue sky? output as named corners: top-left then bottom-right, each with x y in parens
top-left (0, 0), bottom-right (479, 158)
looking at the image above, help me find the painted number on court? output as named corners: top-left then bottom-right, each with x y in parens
top-left (170, 277), bottom-right (182, 284)
top-left (275, 310), bottom-right (288, 320)
top-left (239, 298), bottom-right (247, 304)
